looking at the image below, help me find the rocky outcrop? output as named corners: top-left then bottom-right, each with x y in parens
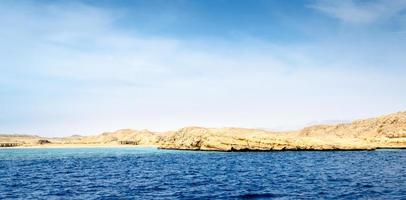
top-left (158, 112), bottom-right (406, 151)
top-left (298, 112), bottom-right (406, 148)
top-left (37, 139), bottom-right (51, 145)
top-left (158, 127), bottom-right (375, 151)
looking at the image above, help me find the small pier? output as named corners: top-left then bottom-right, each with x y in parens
top-left (0, 142), bottom-right (20, 147)
top-left (119, 141), bottom-right (138, 145)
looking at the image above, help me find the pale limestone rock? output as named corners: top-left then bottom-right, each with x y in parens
top-left (1, 111), bottom-right (405, 150)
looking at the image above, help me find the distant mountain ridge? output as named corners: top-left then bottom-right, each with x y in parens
top-left (1, 111), bottom-right (405, 151)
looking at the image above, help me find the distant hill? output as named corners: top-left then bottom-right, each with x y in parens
top-left (1, 111), bottom-right (405, 151)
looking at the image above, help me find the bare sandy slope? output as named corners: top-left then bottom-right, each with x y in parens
top-left (1, 111), bottom-right (405, 151)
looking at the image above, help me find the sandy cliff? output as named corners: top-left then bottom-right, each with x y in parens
top-left (1, 111), bottom-right (405, 151)
top-left (158, 127), bottom-right (375, 151)
top-left (298, 111), bottom-right (406, 148)
top-left (159, 112), bottom-right (406, 151)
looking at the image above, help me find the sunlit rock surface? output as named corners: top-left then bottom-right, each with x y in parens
top-left (1, 112), bottom-right (405, 151)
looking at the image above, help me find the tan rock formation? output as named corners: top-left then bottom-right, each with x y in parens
top-left (159, 112), bottom-right (406, 151)
top-left (1, 111), bottom-right (405, 151)
top-left (158, 127), bottom-right (375, 151)
top-left (62, 129), bottom-right (162, 145)
top-left (0, 134), bottom-right (43, 146)
top-left (298, 111), bottom-right (406, 148)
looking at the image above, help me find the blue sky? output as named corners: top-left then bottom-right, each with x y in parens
top-left (1, 0), bottom-right (406, 136)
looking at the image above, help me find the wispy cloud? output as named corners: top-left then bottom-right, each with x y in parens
top-left (309, 0), bottom-right (406, 25)
top-left (1, 1), bottom-right (405, 136)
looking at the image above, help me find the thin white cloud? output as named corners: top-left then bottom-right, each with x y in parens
top-left (309, 0), bottom-right (406, 25)
top-left (0, 1), bottom-right (405, 136)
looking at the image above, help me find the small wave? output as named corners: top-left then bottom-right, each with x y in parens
top-left (238, 193), bottom-right (285, 199)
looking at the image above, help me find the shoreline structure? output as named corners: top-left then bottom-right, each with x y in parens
top-left (1, 111), bottom-right (405, 151)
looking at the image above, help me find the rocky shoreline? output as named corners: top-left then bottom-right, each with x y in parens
top-left (1, 111), bottom-right (405, 151)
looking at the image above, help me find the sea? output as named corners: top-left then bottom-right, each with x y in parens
top-left (0, 147), bottom-right (405, 199)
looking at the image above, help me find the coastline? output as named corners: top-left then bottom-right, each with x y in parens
top-left (1, 111), bottom-right (405, 152)
top-left (2, 145), bottom-right (405, 151)
top-left (0, 144), bottom-right (158, 149)
top-left (1, 141), bottom-right (405, 151)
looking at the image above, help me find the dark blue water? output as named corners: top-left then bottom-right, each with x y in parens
top-left (0, 148), bottom-right (405, 199)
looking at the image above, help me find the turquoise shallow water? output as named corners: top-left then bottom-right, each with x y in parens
top-left (0, 148), bottom-right (405, 199)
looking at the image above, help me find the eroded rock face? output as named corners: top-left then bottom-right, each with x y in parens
top-left (158, 112), bottom-right (406, 151)
top-left (158, 127), bottom-right (375, 151)
top-left (298, 112), bottom-right (406, 148)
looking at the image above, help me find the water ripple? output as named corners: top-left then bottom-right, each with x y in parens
top-left (0, 148), bottom-right (405, 199)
